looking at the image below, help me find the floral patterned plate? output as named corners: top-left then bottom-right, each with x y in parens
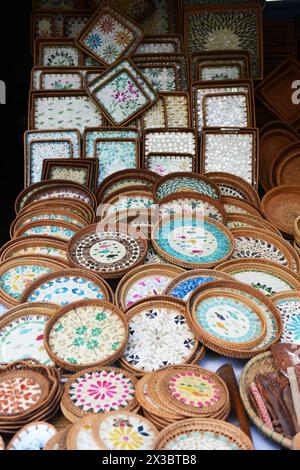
top-left (153, 172), bottom-right (220, 202)
top-left (164, 269), bottom-right (233, 302)
top-left (44, 300), bottom-right (128, 371)
top-left (155, 418), bottom-right (253, 450)
top-left (7, 422), bottom-right (57, 451)
top-left (271, 292), bottom-right (300, 345)
top-left (0, 256), bottom-right (68, 306)
top-left (20, 269), bottom-right (113, 306)
top-left (92, 411), bottom-right (159, 451)
top-left (190, 289), bottom-right (267, 351)
top-left (115, 264), bottom-right (185, 310)
top-left (62, 367), bottom-right (138, 421)
top-left (99, 190), bottom-right (156, 218)
top-left (68, 225), bottom-right (148, 279)
top-left (121, 297), bottom-right (198, 374)
top-left (152, 216), bottom-right (234, 269)
top-left (0, 236), bottom-right (69, 264)
top-left (159, 193), bottom-right (227, 224)
top-left (217, 259), bottom-right (300, 298)
top-left (76, 5), bottom-right (143, 67)
top-left (0, 303), bottom-right (59, 366)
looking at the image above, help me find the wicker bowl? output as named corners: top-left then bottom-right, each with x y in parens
top-left (239, 352), bottom-right (293, 449)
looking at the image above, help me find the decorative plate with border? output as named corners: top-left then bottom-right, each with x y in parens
top-left (216, 259), bottom-right (300, 298)
top-left (62, 367), bottom-right (138, 419)
top-left (159, 193), bottom-right (227, 224)
top-left (271, 292), bottom-right (300, 345)
top-left (44, 300), bottom-right (128, 371)
top-left (76, 5), bottom-right (143, 67)
top-left (24, 183), bottom-right (97, 209)
top-left (15, 220), bottom-right (79, 242)
top-left (154, 173), bottom-right (220, 202)
top-left (230, 228), bottom-right (295, 270)
top-left (0, 236), bottom-right (69, 264)
top-left (145, 153), bottom-right (195, 176)
top-left (121, 297), bottom-right (198, 374)
top-left (115, 264), bottom-right (185, 310)
top-left (0, 257), bottom-right (68, 306)
top-left (18, 199), bottom-right (96, 225)
top-left (164, 269), bottom-right (233, 302)
top-left (187, 281), bottom-right (283, 358)
top-left (84, 127), bottom-right (139, 160)
top-left (7, 422), bottom-right (57, 451)
top-left (206, 171), bottom-right (260, 207)
top-left (68, 225), bottom-right (148, 279)
top-left (152, 216), bottom-right (234, 269)
top-left (191, 290), bottom-right (266, 351)
top-left (221, 197), bottom-right (264, 219)
top-left (92, 411), bottom-right (159, 451)
top-left (226, 214), bottom-right (282, 237)
top-left (20, 269), bottom-right (113, 307)
top-left (155, 418), bottom-right (253, 450)
top-left (66, 416), bottom-right (100, 451)
top-left (0, 303), bottom-right (59, 366)
top-left (144, 130), bottom-right (197, 162)
top-left (99, 189), bottom-right (155, 218)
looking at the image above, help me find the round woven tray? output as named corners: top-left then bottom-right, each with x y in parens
top-left (206, 172), bottom-right (260, 207)
top-left (66, 415), bottom-right (99, 450)
top-left (6, 422), bottom-right (58, 450)
top-left (115, 263), bottom-right (185, 310)
top-left (44, 300), bottom-right (129, 372)
top-left (13, 219), bottom-right (81, 242)
top-left (226, 214), bottom-right (282, 237)
top-left (98, 189), bottom-right (155, 219)
top-left (239, 352), bottom-right (293, 449)
top-left (275, 143), bottom-right (300, 186)
top-left (294, 216), bottom-right (300, 245)
top-left (96, 169), bottom-right (159, 204)
top-left (18, 198), bottom-right (96, 224)
top-left (44, 425), bottom-right (72, 451)
top-left (25, 183), bottom-right (97, 210)
top-left (155, 418), bottom-right (254, 450)
top-left (222, 197), bottom-right (265, 218)
top-left (0, 236), bottom-right (69, 263)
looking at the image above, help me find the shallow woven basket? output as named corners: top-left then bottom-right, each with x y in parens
top-left (239, 352), bottom-right (293, 449)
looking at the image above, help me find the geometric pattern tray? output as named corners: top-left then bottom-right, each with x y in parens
top-left (206, 171), bottom-right (260, 207)
top-left (154, 173), bottom-right (220, 202)
top-left (271, 291), bottom-right (300, 345)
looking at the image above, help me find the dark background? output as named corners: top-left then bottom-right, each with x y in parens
top-left (1, 1), bottom-right (300, 247)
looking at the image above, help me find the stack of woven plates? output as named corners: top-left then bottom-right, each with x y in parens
top-left (135, 365), bottom-right (230, 430)
top-left (0, 360), bottom-right (62, 434)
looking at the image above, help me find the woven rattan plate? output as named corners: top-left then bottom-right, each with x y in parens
top-left (187, 280), bottom-right (282, 359)
top-left (44, 300), bottom-right (128, 372)
top-left (115, 264), bottom-right (185, 310)
top-left (221, 197), bottom-right (265, 218)
top-left (274, 142), bottom-right (300, 186)
top-left (155, 418), bottom-right (254, 450)
top-left (154, 173), bottom-right (220, 202)
top-left (206, 172), bottom-right (260, 207)
top-left (217, 259), bottom-right (300, 297)
top-left (67, 224), bottom-right (148, 279)
top-left (261, 185), bottom-right (300, 238)
top-left (20, 268), bottom-right (113, 306)
top-left (226, 214), bottom-right (282, 237)
top-left (271, 291), bottom-right (300, 345)
top-left (152, 215), bottom-right (234, 269)
top-left (66, 415), bottom-right (100, 451)
top-left (0, 236), bottom-right (69, 264)
top-left (121, 297), bottom-right (199, 375)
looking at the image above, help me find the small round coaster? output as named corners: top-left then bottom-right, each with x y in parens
top-left (152, 216), bottom-right (234, 269)
top-left (159, 193), bottom-right (227, 224)
top-left (0, 256), bottom-right (68, 306)
top-left (217, 259), bottom-right (300, 297)
top-left (0, 370), bottom-right (50, 416)
top-left (116, 264), bottom-right (185, 310)
top-left (0, 236), bottom-right (69, 263)
top-left (44, 300), bottom-right (128, 371)
top-left (221, 197), bottom-right (264, 218)
top-left (188, 281), bottom-right (282, 358)
top-left (206, 172), bottom-right (260, 206)
top-left (66, 416), bottom-right (100, 450)
top-left (7, 422), bottom-right (57, 450)
top-left (191, 290), bottom-right (266, 351)
top-left (226, 214), bottom-right (282, 237)
top-left (271, 291), bottom-right (300, 345)
top-left (0, 303), bottom-right (59, 365)
top-left (121, 297), bottom-right (198, 374)
top-left (155, 418), bottom-right (253, 450)
top-left (62, 367), bottom-right (138, 420)
top-left (92, 411), bottom-right (159, 451)
top-left (14, 220), bottom-right (80, 242)
top-left (164, 269), bottom-right (233, 302)
top-left (68, 225), bottom-right (148, 279)
top-left (98, 190), bottom-right (156, 219)
top-left (154, 173), bottom-right (220, 202)
top-left (44, 425), bottom-right (72, 451)
top-left (230, 228), bottom-right (297, 270)
top-left (20, 269), bottom-right (113, 306)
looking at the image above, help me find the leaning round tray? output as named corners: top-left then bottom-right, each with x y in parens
top-left (206, 172), bottom-right (261, 207)
top-left (18, 198), bottom-right (96, 224)
top-left (155, 418), bottom-right (254, 450)
top-left (0, 236), bottom-right (69, 264)
top-left (240, 352), bottom-right (293, 450)
top-left (13, 220), bottom-right (81, 243)
top-left (221, 197), bottom-right (265, 219)
top-left (275, 144), bottom-right (300, 186)
top-left (226, 214), bottom-right (282, 237)
top-left (98, 190), bottom-right (155, 219)
top-left (261, 185), bottom-right (300, 238)
top-left (271, 291), bottom-right (300, 345)
top-left (24, 183), bottom-right (97, 210)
